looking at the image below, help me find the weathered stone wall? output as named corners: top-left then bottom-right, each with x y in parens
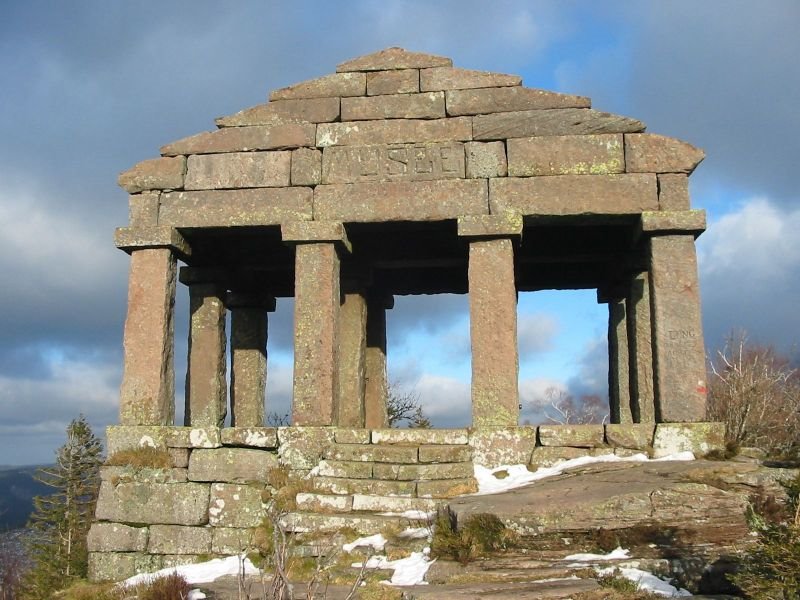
top-left (118, 47), bottom-right (703, 229)
top-left (89, 422), bottom-right (723, 581)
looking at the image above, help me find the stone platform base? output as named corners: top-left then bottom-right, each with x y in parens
top-left (89, 422), bottom-right (723, 582)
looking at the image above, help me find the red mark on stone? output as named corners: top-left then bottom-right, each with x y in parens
top-left (697, 385), bottom-right (707, 394)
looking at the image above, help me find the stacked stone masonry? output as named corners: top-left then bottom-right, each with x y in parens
top-left (99, 47), bottom-right (718, 581)
top-left (88, 422), bottom-right (724, 580)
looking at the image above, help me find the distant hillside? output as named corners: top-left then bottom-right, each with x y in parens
top-left (0, 466), bottom-right (52, 530)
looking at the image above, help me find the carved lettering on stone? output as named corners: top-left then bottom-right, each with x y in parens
top-left (321, 142), bottom-right (465, 184)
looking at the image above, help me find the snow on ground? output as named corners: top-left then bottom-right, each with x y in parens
top-left (597, 566), bottom-right (692, 597)
top-left (564, 546), bottom-right (631, 562)
top-left (121, 555), bottom-right (259, 588)
top-left (342, 533), bottom-right (388, 553)
top-left (473, 451), bottom-right (695, 495)
top-left (377, 509), bottom-right (435, 520)
top-left (352, 548), bottom-right (434, 586)
top-left (397, 526), bottom-right (431, 540)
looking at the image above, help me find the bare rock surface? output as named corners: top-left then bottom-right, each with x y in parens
top-left (449, 459), bottom-right (792, 550)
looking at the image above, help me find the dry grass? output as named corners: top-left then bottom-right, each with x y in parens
top-left (105, 446), bottom-right (172, 468)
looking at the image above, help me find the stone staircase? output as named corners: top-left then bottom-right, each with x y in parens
top-left (282, 428), bottom-right (477, 535)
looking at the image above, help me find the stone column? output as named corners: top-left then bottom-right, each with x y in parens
top-left (627, 272), bottom-right (656, 423)
top-left (458, 214), bottom-right (522, 428)
top-left (185, 283), bottom-right (227, 427)
top-left (337, 289), bottom-right (367, 427)
top-left (228, 292), bottom-right (275, 427)
top-left (641, 211), bottom-right (708, 422)
top-left (114, 227), bottom-right (190, 426)
top-left (282, 222), bottom-right (351, 426)
top-left (364, 293), bottom-right (392, 429)
top-left (607, 298), bottom-right (633, 424)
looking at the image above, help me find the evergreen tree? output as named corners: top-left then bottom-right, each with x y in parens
top-left (21, 415), bottom-right (103, 598)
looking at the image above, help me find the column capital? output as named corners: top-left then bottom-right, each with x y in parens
top-left (636, 210), bottom-right (706, 241)
top-left (457, 212), bottom-right (522, 240)
top-left (597, 283), bottom-right (629, 304)
top-left (226, 291), bottom-right (277, 311)
top-left (115, 226), bottom-right (191, 260)
top-left (281, 221), bottom-right (352, 253)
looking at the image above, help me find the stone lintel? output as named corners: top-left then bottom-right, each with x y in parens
top-left (457, 213), bottom-right (522, 239)
top-left (624, 133), bottom-right (705, 174)
top-left (596, 283), bottom-right (629, 304)
top-left (226, 291), bottom-right (276, 311)
top-left (115, 226), bottom-right (191, 259)
top-left (368, 290), bottom-right (394, 310)
top-left (118, 156), bottom-right (186, 194)
top-left (179, 266), bottom-right (226, 286)
top-left (639, 210), bottom-right (706, 237)
top-left (281, 221), bottom-right (352, 253)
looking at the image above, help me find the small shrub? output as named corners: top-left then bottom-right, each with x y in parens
top-left (704, 440), bottom-right (741, 461)
top-left (597, 569), bottom-right (640, 593)
top-left (61, 580), bottom-right (118, 600)
top-left (127, 572), bottom-right (192, 600)
top-left (729, 472), bottom-right (800, 598)
top-left (106, 446), bottom-right (172, 469)
top-left (358, 581), bottom-right (403, 599)
top-left (266, 465), bottom-right (290, 490)
top-left (431, 507), bottom-right (511, 564)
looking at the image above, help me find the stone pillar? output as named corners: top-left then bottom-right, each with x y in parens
top-left (458, 214), bottom-right (522, 428)
top-left (364, 293), bottom-right (392, 429)
top-left (228, 292), bottom-right (275, 427)
top-left (282, 222), bottom-right (351, 426)
top-left (607, 298), bottom-right (633, 424)
top-left (119, 248), bottom-right (177, 425)
top-left (185, 283), bottom-right (227, 427)
top-left (648, 234), bottom-right (707, 422)
top-left (337, 290), bottom-right (367, 427)
top-left (627, 272), bottom-right (656, 423)
top-left (114, 227), bottom-right (190, 426)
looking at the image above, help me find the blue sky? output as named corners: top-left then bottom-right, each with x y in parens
top-left (1, 1), bottom-right (798, 465)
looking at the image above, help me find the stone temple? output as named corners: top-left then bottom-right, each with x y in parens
top-left (88, 48), bottom-right (723, 580)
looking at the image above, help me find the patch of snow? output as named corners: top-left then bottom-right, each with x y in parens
top-left (397, 526), bottom-right (431, 540)
top-left (377, 509), bottom-right (434, 520)
top-left (597, 566), bottom-right (691, 597)
top-left (352, 551), bottom-right (434, 586)
top-left (121, 555), bottom-right (259, 588)
top-left (473, 452), bottom-right (695, 495)
top-left (187, 591), bottom-right (206, 600)
top-left (343, 533), bottom-right (387, 553)
top-left (565, 546), bottom-right (631, 562)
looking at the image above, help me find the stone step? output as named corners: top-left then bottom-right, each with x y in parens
top-left (316, 459), bottom-right (474, 481)
top-left (371, 428), bottom-right (470, 445)
top-left (312, 476), bottom-right (416, 497)
top-left (373, 462), bottom-right (474, 481)
top-left (403, 577), bottom-right (600, 599)
top-left (324, 442), bottom-right (473, 464)
top-left (280, 511), bottom-right (427, 535)
top-left (295, 492), bottom-right (441, 514)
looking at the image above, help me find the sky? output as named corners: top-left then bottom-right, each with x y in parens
top-left (1, 1), bottom-right (798, 466)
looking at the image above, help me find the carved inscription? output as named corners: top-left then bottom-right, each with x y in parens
top-left (668, 329), bottom-right (698, 340)
top-left (321, 142), bottom-right (465, 184)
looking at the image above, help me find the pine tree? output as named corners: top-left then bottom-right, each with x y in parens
top-left (21, 415), bottom-right (103, 598)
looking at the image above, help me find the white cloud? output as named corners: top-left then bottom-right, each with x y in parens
top-left (698, 196), bottom-right (800, 352)
top-left (518, 312), bottom-right (559, 356)
top-left (520, 377), bottom-right (568, 408)
top-left (413, 373), bottom-right (471, 427)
